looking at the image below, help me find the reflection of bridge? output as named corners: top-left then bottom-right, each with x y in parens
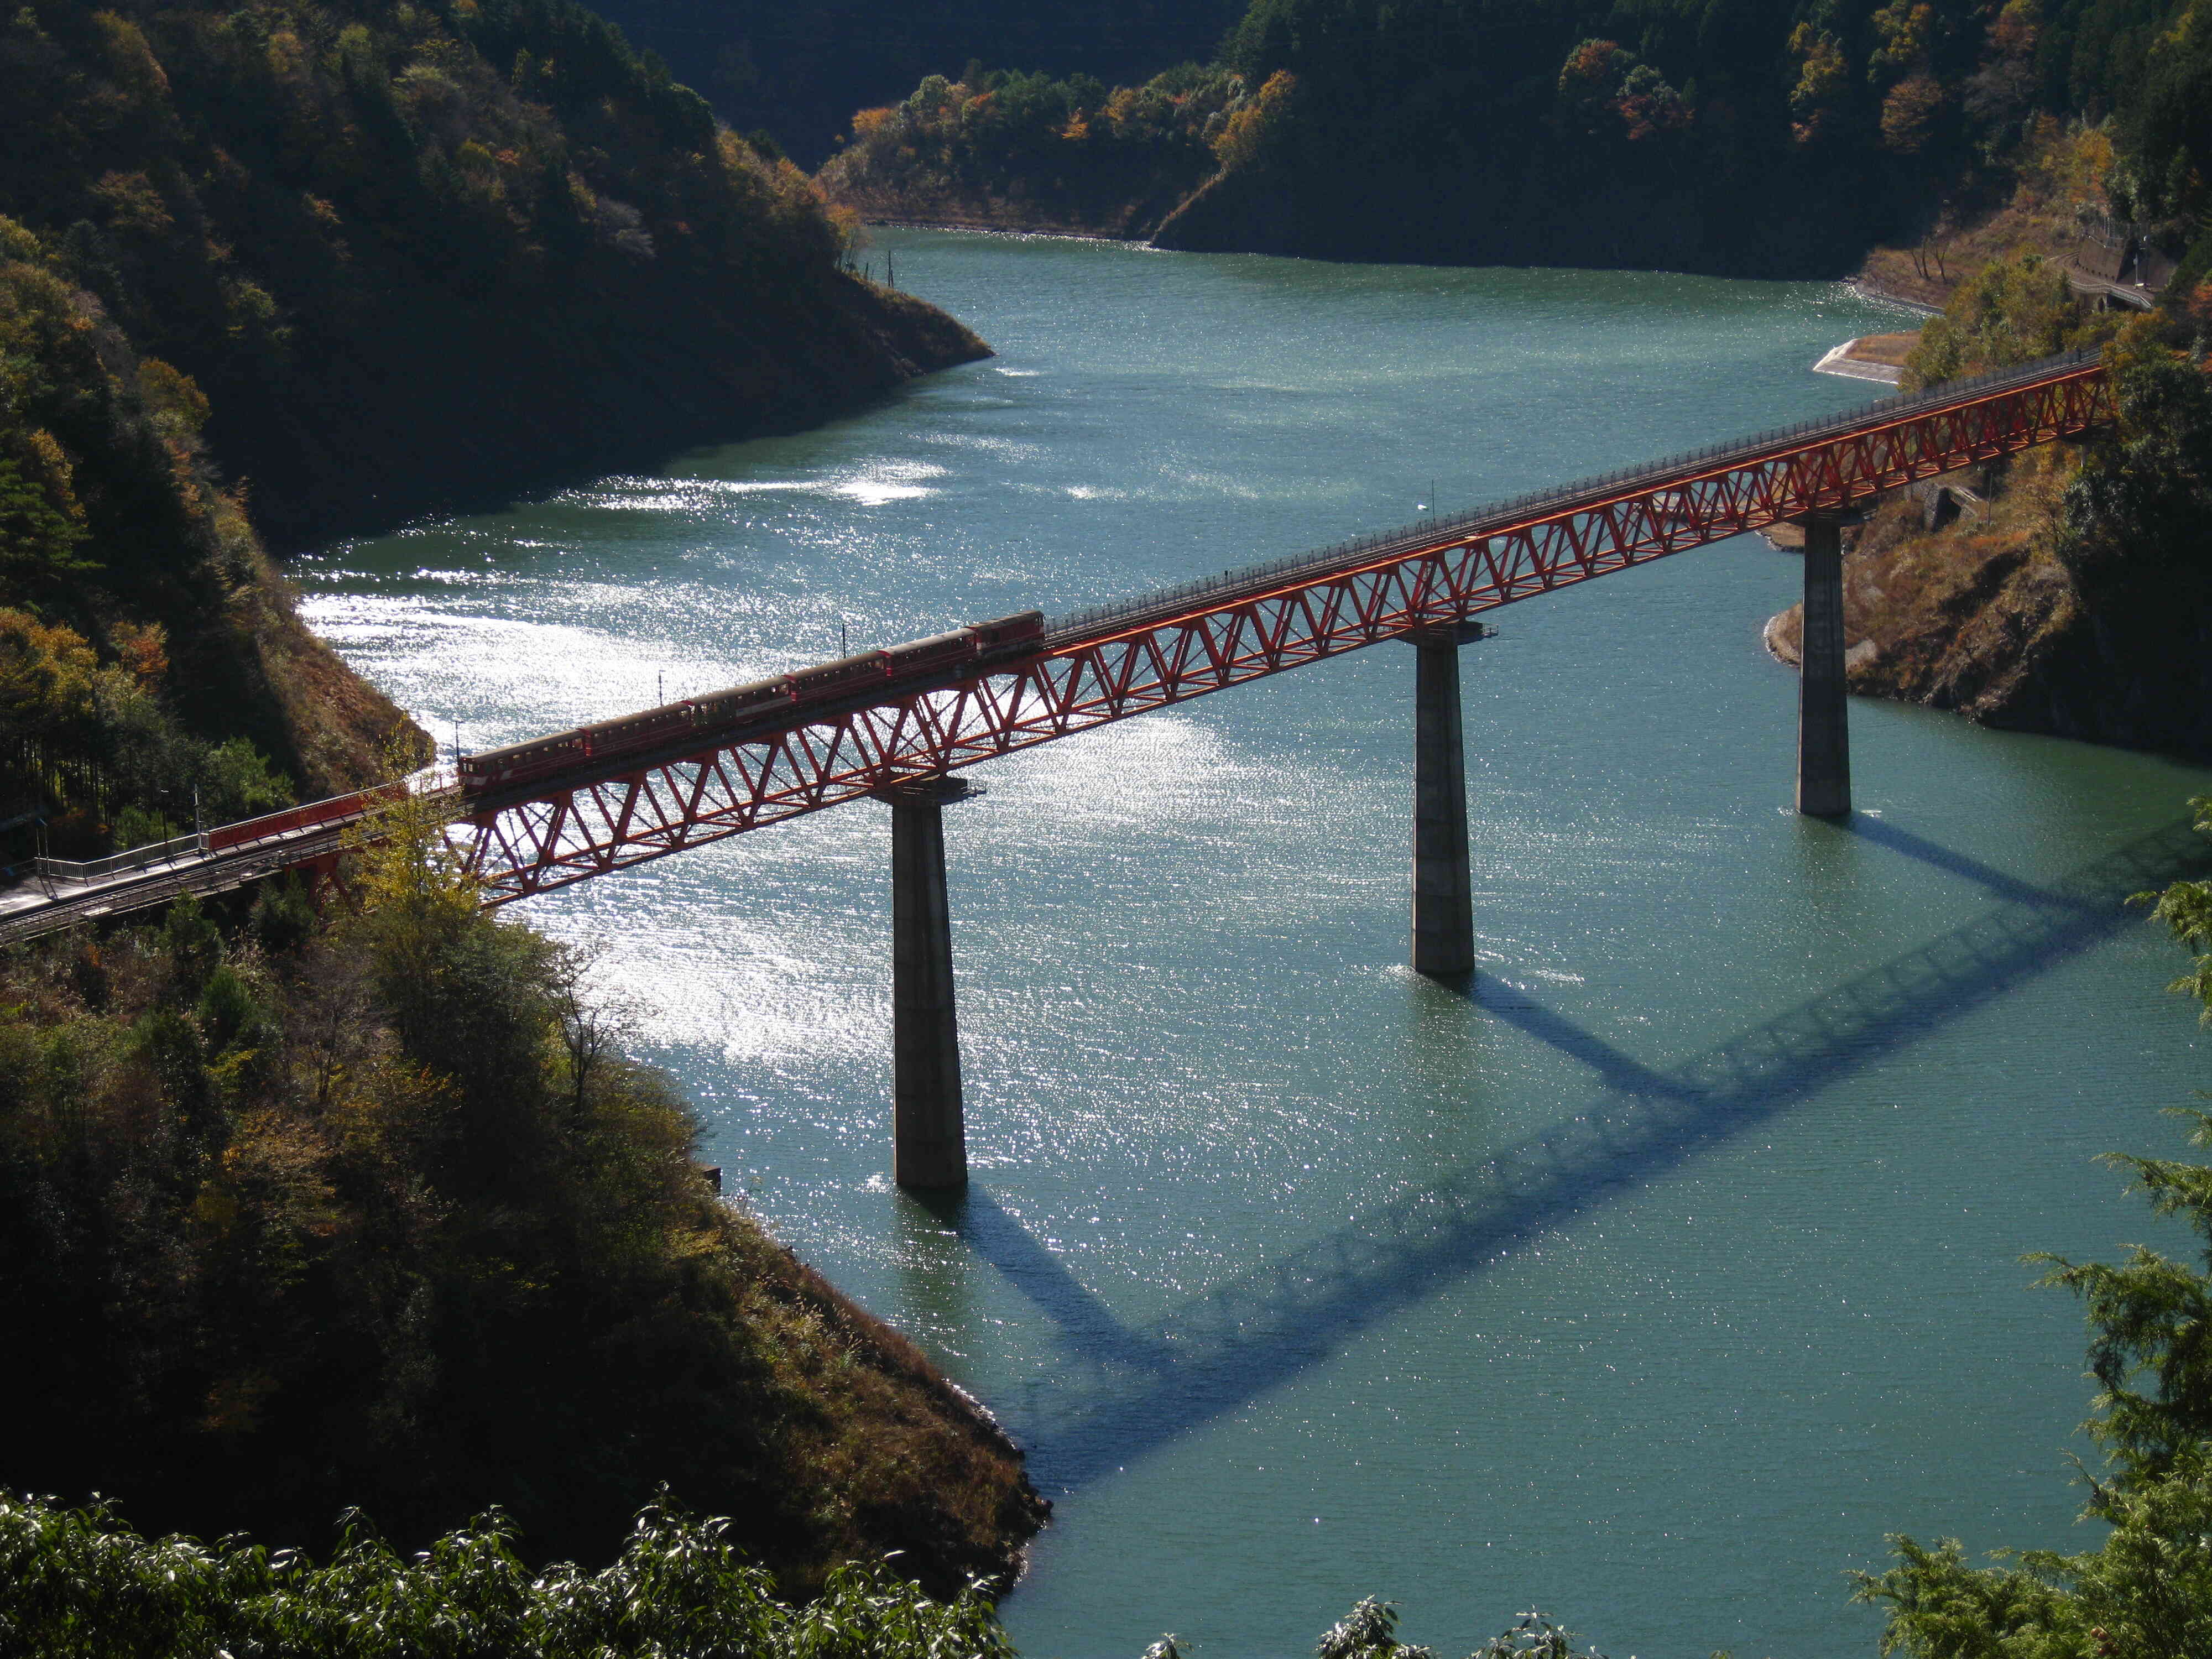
top-left (977, 813), bottom-right (2210, 1490)
top-left (0, 351), bottom-right (2116, 1185)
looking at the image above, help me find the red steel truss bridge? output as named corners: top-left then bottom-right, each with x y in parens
top-left (0, 345), bottom-right (2120, 1188)
top-left (449, 347), bottom-right (2111, 902)
top-left (0, 346), bottom-right (2112, 953)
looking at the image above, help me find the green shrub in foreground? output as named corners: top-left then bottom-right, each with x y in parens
top-left (0, 1489), bottom-right (1634, 1659)
top-left (0, 1493), bottom-right (1015, 1659)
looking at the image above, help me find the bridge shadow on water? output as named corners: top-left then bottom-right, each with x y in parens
top-left (1842, 813), bottom-right (2059, 906)
top-left (1462, 982), bottom-right (1694, 1100)
top-left (972, 815), bottom-right (2209, 1495)
top-left (934, 1188), bottom-right (1177, 1376)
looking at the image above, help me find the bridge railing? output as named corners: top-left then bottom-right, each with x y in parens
top-left (205, 784), bottom-right (408, 854)
top-left (31, 832), bottom-right (210, 885)
top-left (1044, 346), bottom-right (2103, 644)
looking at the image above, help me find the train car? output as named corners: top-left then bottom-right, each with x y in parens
top-left (577, 701), bottom-right (699, 767)
top-left (788, 651), bottom-right (890, 702)
top-left (969, 610), bottom-right (1045, 651)
top-left (459, 729), bottom-right (591, 791)
top-left (456, 612), bottom-right (1046, 796)
top-left (688, 675), bottom-right (795, 729)
top-left (881, 629), bottom-right (979, 678)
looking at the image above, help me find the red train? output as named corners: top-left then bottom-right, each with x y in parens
top-left (458, 610), bottom-right (1045, 794)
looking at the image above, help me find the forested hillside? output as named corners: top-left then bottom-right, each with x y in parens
top-left (0, 0), bottom-right (987, 551)
top-left (0, 0), bottom-right (992, 863)
top-left (1, 213), bottom-right (411, 852)
top-left (1159, 0), bottom-right (2212, 271)
top-left (822, 0), bottom-right (2212, 281)
top-left (582, 0), bottom-right (1246, 169)
top-left (0, 806), bottom-right (1046, 1589)
top-left (817, 65), bottom-right (1235, 238)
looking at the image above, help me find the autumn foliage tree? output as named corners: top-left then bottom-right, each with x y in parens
top-left (817, 61), bottom-right (1237, 236)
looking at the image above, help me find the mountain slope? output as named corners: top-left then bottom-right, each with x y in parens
top-left (587, 0), bottom-right (1248, 168)
top-left (0, 0), bottom-right (989, 550)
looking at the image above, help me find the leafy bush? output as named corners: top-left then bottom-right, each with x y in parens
top-left (0, 1499), bottom-right (1655, 1659)
top-left (0, 1492), bottom-right (1019, 1659)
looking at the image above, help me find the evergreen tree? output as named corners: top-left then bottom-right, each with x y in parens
top-left (1853, 795), bottom-right (2212, 1657)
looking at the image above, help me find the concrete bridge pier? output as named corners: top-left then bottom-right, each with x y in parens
top-left (1795, 510), bottom-right (1853, 818)
top-left (1407, 623), bottom-right (1486, 978)
top-left (884, 775), bottom-right (973, 1190)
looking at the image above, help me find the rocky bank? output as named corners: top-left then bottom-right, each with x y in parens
top-left (1763, 451), bottom-right (2212, 762)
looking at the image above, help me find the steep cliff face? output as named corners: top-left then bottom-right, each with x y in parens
top-left (1765, 452), bottom-right (2212, 760)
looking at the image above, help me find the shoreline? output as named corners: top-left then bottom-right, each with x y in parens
top-left (1813, 338), bottom-right (1905, 384)
top-left (861, 214), bottom-right (1140, 244)
top-left (1762, 608), bottom-right (1799, 664)
top-left (1841, 276), bottom-right (1943, 316)
top-left (862, 220), bottom-right (1973, 303)
top-left (844, 213), bottom-right (2000, 326)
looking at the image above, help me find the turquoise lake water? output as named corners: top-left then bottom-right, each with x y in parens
top-left (297, 231), bottom-right (2212, 1658)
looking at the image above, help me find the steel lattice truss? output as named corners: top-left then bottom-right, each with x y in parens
top-left (453, 361), bottom-right (2112, 902)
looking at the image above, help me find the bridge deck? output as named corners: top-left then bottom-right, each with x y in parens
top-left (453, 348), bottom-right (2109, 902)
top-left (0, 349), bottom-right (2113, 940)
top-left (1039, 348), bottom-right (2101, 648)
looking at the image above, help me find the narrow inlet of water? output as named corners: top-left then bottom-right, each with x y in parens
top-left (299, 232), bottom-right (2211, 1658)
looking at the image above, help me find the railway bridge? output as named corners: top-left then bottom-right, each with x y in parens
top-left (0, 349), bottom-right (2116, 1187)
